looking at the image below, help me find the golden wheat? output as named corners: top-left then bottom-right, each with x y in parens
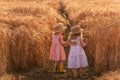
top-left (0, 74), bottom-right (16, 80)
top-left (0, 0), bottom-right (65, 75)
top-left (96, 70), bottom-right (120, 80)
top-left (62, 0), bottom-right (120, 73)
top-left (0, 1), bottom-right (120, 79)
top-left (0, 24), bottom-right (9, 75)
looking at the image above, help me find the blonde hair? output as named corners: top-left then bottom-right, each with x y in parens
top-left (67, 32), bottom-right (80, 42)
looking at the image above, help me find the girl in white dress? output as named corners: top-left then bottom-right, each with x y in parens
top-left (67, 25), bottom-right (88, 77)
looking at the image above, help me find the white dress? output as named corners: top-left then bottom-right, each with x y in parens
top-left (68, 37), bottom-right (88, 68)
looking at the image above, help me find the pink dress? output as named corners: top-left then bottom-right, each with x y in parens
top-left (50, 34), bottom-right (66, 61)
top-left (68, 37), bottom-right (88, 68)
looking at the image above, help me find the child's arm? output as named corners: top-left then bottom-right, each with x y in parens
top-left (79, 37), bottom-right (86, 47)
top-left (59, 35), bottom-right (68, 46)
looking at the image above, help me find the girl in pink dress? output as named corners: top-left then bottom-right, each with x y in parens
top-left (50, 23), bottom-right (67, 73)
top-left (67, 25), bottom-right (88, 77)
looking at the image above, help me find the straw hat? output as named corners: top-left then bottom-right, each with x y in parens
top-left (53, 23), bottom-right (66, 33)
top-left (71, 25), bottom-right (81, 34)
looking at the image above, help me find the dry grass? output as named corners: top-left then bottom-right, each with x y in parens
top-left (96, 70), bottom-right (120, 80)
top-left (0, 74), bottom-right (27, 80)
top-left (0, 74), bottom-right (16, 80)
top-left (0, 25), bottom-right (10, 75)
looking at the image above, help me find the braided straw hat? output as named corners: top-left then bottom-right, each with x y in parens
top-left (53, 23), bottom-right (66, 33)
top-left (71, 25), bottom-right (81, 34)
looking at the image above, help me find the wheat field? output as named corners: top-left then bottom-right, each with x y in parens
top-left (0, 0), bottom-right (120, 80)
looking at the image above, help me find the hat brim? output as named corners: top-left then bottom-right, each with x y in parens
top-left (71, 31), bottom-right (81, 34)
top-left (70, 29), bottom-right (84, 34)
top-left (54, 26), bottom-right (66, 33)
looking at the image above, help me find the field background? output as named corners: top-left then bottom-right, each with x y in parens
top-left (0, 0), bottom-right (120, 80)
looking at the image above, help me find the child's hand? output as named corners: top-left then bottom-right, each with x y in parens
top-left (80, 37), bottom-right (84, 40)
top-left (63, 42), bottom-right (69, 47)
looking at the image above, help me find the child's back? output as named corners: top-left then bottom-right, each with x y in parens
top-left (51, 34), bottom-right (62, 45)
top-left (50, 34), bottom-right (66, 61)
top-left (68, 36), bottom-right (88, 68)
top-left (69, 37), bottom-right (85, 56)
